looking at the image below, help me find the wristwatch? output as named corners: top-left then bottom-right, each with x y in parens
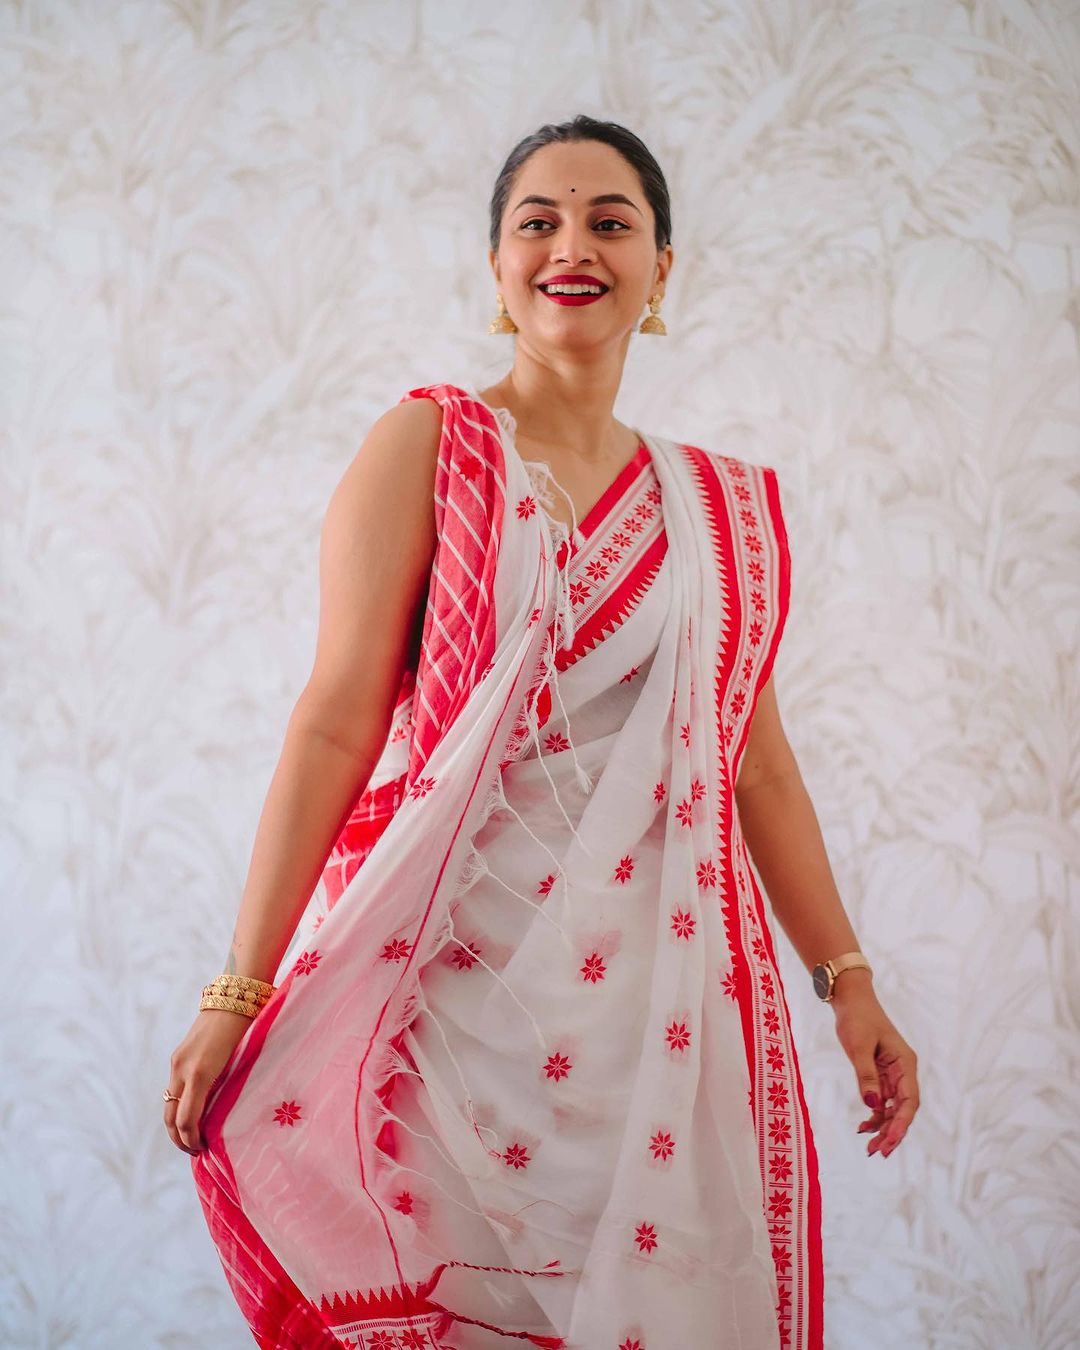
top-left (811, 951), bottom-right (872, 1001)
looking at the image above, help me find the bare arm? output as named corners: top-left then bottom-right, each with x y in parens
top-left (734, 674), bottom-right (872, 1000)
top-left (221, 396), bottom-right (444, 985)
top-left (735, 674), bottom-right (923, 1161)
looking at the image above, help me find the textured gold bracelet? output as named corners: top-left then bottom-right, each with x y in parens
top-left (200, 988), bottom-right (272, 1007)
top-left (199, 993), bottom-right (266, 1019)
top-left (205, 973), bottom-right (276, 999)
top-left (200, 985), bottom-right (271, 1007)
top-left (200, 973), bottom-right (276, 1019)
top-left (203, 979), bottom-right (273, 1001)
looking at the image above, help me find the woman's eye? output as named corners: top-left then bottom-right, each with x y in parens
top-left (520, 218), bottom-right (629, 232)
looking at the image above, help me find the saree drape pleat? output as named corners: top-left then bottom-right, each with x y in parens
top-left (191, 383), bottom-right (823, 1350)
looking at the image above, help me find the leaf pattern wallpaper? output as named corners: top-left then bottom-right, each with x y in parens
top-left (1, 0), bottom-right (1078, 1346)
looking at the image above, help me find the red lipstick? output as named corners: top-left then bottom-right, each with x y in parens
top-left (536, 273), bottom-right (610, 307)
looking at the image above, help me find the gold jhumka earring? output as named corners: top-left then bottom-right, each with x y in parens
top-left (488, 293), bottom-right (518, 334)
top-left (638, 293), bottom-right (667, 334)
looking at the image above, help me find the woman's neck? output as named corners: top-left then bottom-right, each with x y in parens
top-left (476, 374), bottom-right (635, 463)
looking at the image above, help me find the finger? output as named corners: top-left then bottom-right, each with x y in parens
top-left (864, 1100), bottom-right (900, 1154)
top-left (869, 1118), bottom-right (896, 1148)
top-left (163, 1082), bottom-right (198, 1156)
top-left (175, 1078), bottom-right (208, 1154)
top-left (858, 1075), bottom-right (883, 1114)
top-left (874, 1047), bottom-right (912, 1112)
top-left (866, 1116), bottom-right (899, 1155)
top-left (856, 1088), bottom-right (902, 1133)
top-left (871, 1102), bottom-right (918, 1156)
top-left (864, 1122), bottom-right (889, 1151)
top-left (871, 1046), bottom-right (919, 1139)
top-left (880, 1099), bottom-right (917, 1152)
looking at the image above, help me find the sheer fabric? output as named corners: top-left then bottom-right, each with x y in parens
top-left (191, 384), bottom-right (822, 1350)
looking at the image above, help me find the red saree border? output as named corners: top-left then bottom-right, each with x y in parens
top-left (555, 527), bottom-right (668, 674)
top-left (682, 444), bottom-right (823, 1350)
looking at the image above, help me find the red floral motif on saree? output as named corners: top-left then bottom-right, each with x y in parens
top-left (696, 857), bottom-right (718, 888)
top-left (273, 1100), bottom-right (301, 1127)
top-left (449, 940), bottom-right (481, 970)
top-left (580, 952), bottom-right (607, 983)
top-left (543, 1051), bottom-right (572, 1081)
top-left (648, 1129), bottom-right (675, 1162)
top-left (670, 908), bottom-right (696, 940)
top-left (665, 1018), bottom-right (691, 1053)
top-left (633, 1222), bottom-right (658, 1255)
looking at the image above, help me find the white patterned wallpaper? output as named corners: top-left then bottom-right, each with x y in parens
top-left (2, 1), bottom-right (1078, 1346)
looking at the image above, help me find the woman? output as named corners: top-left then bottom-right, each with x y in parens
top-left (165, 115), bottom-right (920, 1350)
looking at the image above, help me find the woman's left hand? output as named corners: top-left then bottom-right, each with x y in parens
top-left (829, 974), bottom-right (920, 1159)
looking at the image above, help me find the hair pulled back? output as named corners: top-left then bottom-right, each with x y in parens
top-left (488, 114), bottom-right (672, 256)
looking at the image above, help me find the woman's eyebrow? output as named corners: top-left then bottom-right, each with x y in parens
top-left (512, 192), bottom-right (642, 216)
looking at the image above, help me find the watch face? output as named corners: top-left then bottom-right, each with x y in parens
top-left (811, 964), bottom-right (831, 999)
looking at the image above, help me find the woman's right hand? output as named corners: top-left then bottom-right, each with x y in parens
top-left (164, 1009), bottom-right (254, 1156)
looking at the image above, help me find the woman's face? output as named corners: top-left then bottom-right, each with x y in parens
top-left (489, 139), bottom-right (672, 353)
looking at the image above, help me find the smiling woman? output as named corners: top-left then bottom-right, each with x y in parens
top-left (175, 113), bottom-right (919, 1350)
top-left (485, 133), bottom-right (670, 356)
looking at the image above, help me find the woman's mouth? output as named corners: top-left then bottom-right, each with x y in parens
top-left (536, 283), bottom-right (609, 307)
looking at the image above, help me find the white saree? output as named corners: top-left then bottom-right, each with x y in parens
top-left (192, 383), bottom-right (822, 1350)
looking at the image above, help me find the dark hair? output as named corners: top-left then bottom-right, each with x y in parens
top-left (488, 114), bottom-right (672, 255)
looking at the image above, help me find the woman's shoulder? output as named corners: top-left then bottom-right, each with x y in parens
top-left (394, 381), bottom-right (504, 438)
top-left (388, 382), bottom-right (506, 479)
top-left (397, 380), bottom-right (477, 410)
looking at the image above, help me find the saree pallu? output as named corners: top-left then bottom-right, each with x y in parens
top-left (192, 383), bottom-right (823, 1350)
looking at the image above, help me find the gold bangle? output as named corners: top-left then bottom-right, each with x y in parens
top-left (199, 993), bottom-right (265, 1019)
top-left (206, 973), bottom-right (276, 998)
top-left (200, 973), bottom-right (276, 1019)
top-left (203, 977), bottom-right (274, 1002)
top-left (200, 988), bottom-right (270, 1011)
